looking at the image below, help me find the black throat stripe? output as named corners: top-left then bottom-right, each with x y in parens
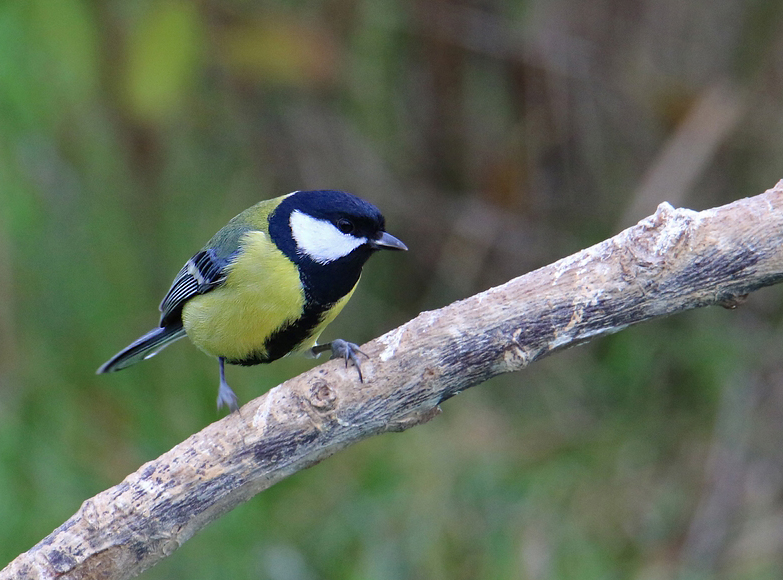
top-left (226, 301), bottom-right (331, 366)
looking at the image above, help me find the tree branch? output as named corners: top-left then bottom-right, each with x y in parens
top-left (5, 182), bottom-right (783, 580)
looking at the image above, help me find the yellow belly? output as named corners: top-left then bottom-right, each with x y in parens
top-left (181, 231), bottom-right (305, 361)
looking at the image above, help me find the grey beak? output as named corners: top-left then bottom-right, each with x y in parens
top-left (371, 231), bottom-right (408, 251)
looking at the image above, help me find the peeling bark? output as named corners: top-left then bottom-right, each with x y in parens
top-left (4, 182), bottom-right (783, 580)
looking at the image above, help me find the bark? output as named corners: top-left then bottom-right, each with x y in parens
top-left (5, 181), bottom-right (783, 580)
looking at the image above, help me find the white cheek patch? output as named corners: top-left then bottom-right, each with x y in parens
top-left (290, 210), bottom-right (367, 264)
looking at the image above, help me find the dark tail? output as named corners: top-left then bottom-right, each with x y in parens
top-left (97, 324), bottom-right (186, 374)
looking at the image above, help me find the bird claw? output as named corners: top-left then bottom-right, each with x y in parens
top-left (330, 339), bottom-right (369, 381)
top-left (217, 381), bottom-right (239, 413)
top-left (310, 339), bottom-right (368, 382)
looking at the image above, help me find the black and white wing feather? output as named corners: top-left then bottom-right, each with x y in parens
top-left (159, 248), bottom-right (235, 326)
top-left (98, 239), bottom-right (242, 374)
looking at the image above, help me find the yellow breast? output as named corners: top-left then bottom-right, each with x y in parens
top-left (181, 231), bottom-right (305, 361)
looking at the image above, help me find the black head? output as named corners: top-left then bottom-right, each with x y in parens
top-left (269, 190), bottom-right (406, 305)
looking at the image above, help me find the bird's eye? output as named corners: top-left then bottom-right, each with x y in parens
top-left (336, 218), bottom-right (354, 234)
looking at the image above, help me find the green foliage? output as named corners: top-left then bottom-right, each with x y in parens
top-left (123, 0), bottom-right (204, 122)
top-left (2, 0), bottom-right (783, 578)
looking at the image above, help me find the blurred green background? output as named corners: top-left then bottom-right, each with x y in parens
top-left (3, 0), bottom-right (783, 578)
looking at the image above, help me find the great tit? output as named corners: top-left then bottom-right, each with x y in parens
top-left (97, 190), bottom-right (407, 412)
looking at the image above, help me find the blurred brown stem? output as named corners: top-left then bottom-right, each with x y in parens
top-left (621, 80), bottom-right (747, 226)
top-left (5, 182), bottom-right (783, 580)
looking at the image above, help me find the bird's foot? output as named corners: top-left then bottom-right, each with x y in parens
top-left (217, 356), bottom-right (240, 413)
top-left (217, 381), bottom-right (240, 413)
top-left (309, 339), bottom-right (368, 382)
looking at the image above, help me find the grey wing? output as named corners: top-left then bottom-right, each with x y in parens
top-left (159, 248), bottom-right (235, 326)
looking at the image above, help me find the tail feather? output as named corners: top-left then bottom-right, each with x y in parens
top-left (97, 324), bottom-right (186, 374)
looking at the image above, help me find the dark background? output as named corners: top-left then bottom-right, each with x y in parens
top-left (2, 0), bottom-right (783, 578)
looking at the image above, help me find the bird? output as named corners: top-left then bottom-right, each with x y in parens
top-left (97, 190), bottom-right (407, 412)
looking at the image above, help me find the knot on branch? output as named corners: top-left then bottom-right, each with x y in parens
top-left (385, 405), bottom-right (442, 433)
top-left (634, 201), bottom-right (701, 263)
top-left (307, 379), bottom-right (337, 411)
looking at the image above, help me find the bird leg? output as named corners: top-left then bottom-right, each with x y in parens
top-left (216, 356), bottom-right (240, 413)
top-left (309, 339), bottom-right (368, 382)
